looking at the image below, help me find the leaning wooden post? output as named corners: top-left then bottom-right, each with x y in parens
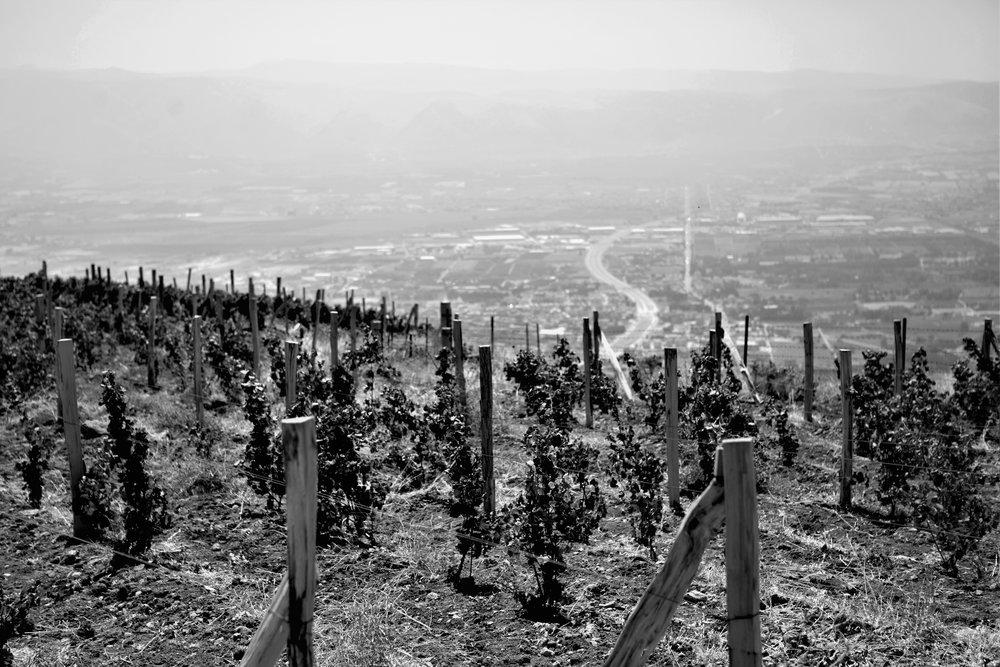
top-left (803, 322), bottom-right (814, 422)
top-left (839, 349), bottom-right (853, 509)
top-left (249, 280), bottom-right (261, 379)
top-left (240, 576), bottom-right (289, 667)
top-left (283, 416), bottom-right (318, 667)
top-left (479, 346), bottom-right (495, 515)
top-left (440, 301), bottom-right (453, 349)
top-left (57, 339), bottom-right (88, 538)
top-left (453, 318), bottom-right (467, 411)
top-left (286, 341), bottom-right (299, 414)
top-left (603, 448), bottom-right (725, 667)
top-left (329, 311), bottom-right (340, 371)
top-left (193, 316), bottom-right (204, 428)
top-left (664, 347), bottom-right (680, 511)
top-left (893, 319), bottom-right (904, 395)
top-left (583, 318), bottom-right (594, 428)
top-left (722, 437), bottom-right (762, 667)
top-left (147, 296), bottom-right (158, 387)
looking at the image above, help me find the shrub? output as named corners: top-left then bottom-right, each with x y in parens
top-left (497, 425), bottom-right (605, 612)
top-left (15, 420), bottom-right (51, 509)
top-left (99, 371), bottom-right (170, 559)
top-left (607, 423), bottom-right (665, 559)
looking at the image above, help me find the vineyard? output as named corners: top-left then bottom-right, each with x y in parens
top-left (1, 265), bottom-right (999, 666)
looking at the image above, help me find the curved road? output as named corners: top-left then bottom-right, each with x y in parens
top-left (584, 230), bottom-right (660, 350)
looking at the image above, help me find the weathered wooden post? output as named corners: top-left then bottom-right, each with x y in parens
top-left (440, 301), bottom-right (453, 349)
top-left (892, 320), bottom-right (906, 396)
top-left (230, 269), bottom-right (235, 295)
top-left (723, 437), bottom-right (762, 667)
top-left (664, 347), bottom-right (680, 511)
top-left (312, 290), bottom-right (320, 357)
top-left (249, 280), bottom-right (261, 378)
top-left (283, 416), bottom-right (318, 667)
top-left (53, 308), bottom-right (64, 419)
top-left (709, 329), bottom-right (719, 382)
top-left (525, 323), bottom-right (530, 351)
top-left (193, 316), bottom-right (204, 428)
top-left (57, 339), bottom-right (87, 538)
top-left (286, 341), bottom-right (299, 414)
top-left (453, 318), bottom-right (467, 411)
top-left (186, 268), bottom-right (192, 292)
top-left (803, 322), bottom-right (814, 422)
top-left (147, 296), bottom-right (158, 387)
top-left (583, 317), bottom-right (594, 428)
top-left (592, 310), bottom-right (601, 363)
top-left (329, 310), bottom-right (340, 371)
top-left (139, 266), bottom-right (145, 289)
top-left (424, 317), bottom-right (429, 360)
top-left (982, 318), bottom-right (993, 363)
top-left (479, 346), bottom-right (495, 515)
top-left (535, 322), bottom-right (541, 355)
top-left (839, 349), bottom-right (853, 509)
top-left (441, 326), bottom-right (453, 354)
top-left (490, 315), bottom-right (495, 359)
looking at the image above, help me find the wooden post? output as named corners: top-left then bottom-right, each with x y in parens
top-left (524, 323), bottom-right (530, 352)
top-left (283, 417), bottom-right (318, 667)
top-left (709, 329), bottom-right (718, 382)
top-left (34, 293), bottom-right (46, 353)
top-left (193, 316), bottom-right (204, 428)
top-left (592, 310), bottom-right (601, 363)
top-left (57, 339), bottom-right (87, 538)
top-left (230, 269), bottom-right (235, 295)
top-left (664, 348), bottom-right (680, 511)
top-left (603, 449), bottom-right (725, 667)
top-left (490, 315), bottom-right (495, 358)
top-left (249, 280), bottom-right (261, 378)
top-left (286, 341), bottom-right (298, 414)
top-left (442, 327), bottom-right (453, 355)
top-left (151, 269), bottom-right (157, 294)
top-left (583, 318), bottom-right (593, 428)
top-left (722, 437), bottom-right (762, 667)
top-left (312, 291), bottom-right (320, 357)
top-left (186, 268), bottom-right (192, 292)
top-left (424, 318), bottom-right (429, 360)
top-left (201, 273), bottom-right (206, 295)
top-left (53, 308), bottom-right (64, 419)
top-left (238, 573), bottom-right (289, 667)
top-left (380, 296), bottom-right (386, 350)
top-left (982, 318), bottom-right (993, 363)
top-left (901, 316), bottom-right (907, 365)
top-left (330, 311), bottom-right (340, 371)
top-left (839, 349), bottom-right (853, 509)
top-left (479, 346), bottom-right (495, 515)
top-left (349, 306), bottom-right (358, 375)
top-left (440, 302), bottom-right (452, 349)
top-left (453, 318), bottom-right (467, 410)
top-left (147, 296), bottom-right (158, 387)
top-left (714, 312), bottom-right (723, 382)
top-left (803, 322), bottom-right (814, 422)
top-left (535, 322), bottom-right (541, 355)
top-left (893, 319), bottom-right (904, 396)
top-left (139, 266), bottom-right (145, 289)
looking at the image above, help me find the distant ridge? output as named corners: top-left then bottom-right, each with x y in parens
top-left (0, 65), bottom-right (995, 177)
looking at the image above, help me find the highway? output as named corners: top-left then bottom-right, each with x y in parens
top-left (584, 230), bottom-right (660, 351)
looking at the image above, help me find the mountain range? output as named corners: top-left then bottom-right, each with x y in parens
top-left (0, 62), bottom-right (995, 178)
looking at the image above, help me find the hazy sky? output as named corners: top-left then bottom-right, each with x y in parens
top-left (0, 0), bottom-right (997, 79)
